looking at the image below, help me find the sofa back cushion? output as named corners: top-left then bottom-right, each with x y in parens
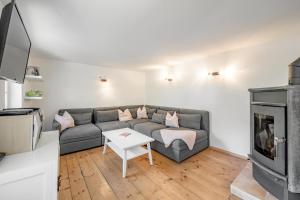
top-left (179, 108), bottom-right (209, 132)
top-left (58, 108), bottom-right (93, 125)
top-left (144, 105), bottom-right (158, 119)
top-left (151, 113), bottom-right (165, 124)
top-left (72, 113), bottom-right (93, 125)
top-left (146, 108), bottom-right (156, 119)
top-left (157, 109), bottom-right (175, 115)
top-left (96, 110), bottom-right (119, 122)
top-left (128, 108), bottom-right (138, 119)
top-left (177, 114), bottom-right (201, 130)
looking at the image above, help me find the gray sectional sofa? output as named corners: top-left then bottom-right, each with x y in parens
top-left (53, 105), bottom-right (209, 163)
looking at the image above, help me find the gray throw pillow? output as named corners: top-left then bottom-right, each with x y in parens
top-left (96, 110), bottom-right (118, 122)
top-left (71, 112), bottom-right (92, 125)
top-left (151, 113), bottom-right (165, 124)
top-left (177, 114), bottom-right (201, 130)
top-left (129, 108), bottom-right (138, 119)
top-left (157, 109), bottom-right (175, 115)
top-left (146, 108), bottom-right (156, 119)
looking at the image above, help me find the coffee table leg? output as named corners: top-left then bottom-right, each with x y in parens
top-left (103, 137), bottom-right (108, 154)
top-left (122, 150), bottom-right (127, 178)
top-left (147, 143), bottom-right (153, 165)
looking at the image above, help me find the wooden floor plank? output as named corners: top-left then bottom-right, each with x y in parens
top-left (87, 148), bottom-right (146, 200)
top-left (144, 151), bottom-right (228, 200)
top-left (75, 151), bottom-right (118, 200)
top-left (59, 156), bottom-right (72, 200)
top-left (60, 147), bottom-right (247, 200)
top-left (59, 188), bottom-right (73, 200)
top-left (66, 154), bottom-right (92, 200)
top-left (129, 154), bottom-right (201, 200)
top-left (60, 156), bottom-right (70, 180)
top-left (59, 156), bottom-right (71, 190)
top-left (107, 150), bottom-right (173, 200)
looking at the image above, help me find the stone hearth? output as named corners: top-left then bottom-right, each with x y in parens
top-left (231, 162), bottom-right (277, 200)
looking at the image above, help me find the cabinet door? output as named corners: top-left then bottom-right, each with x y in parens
top-left (0, 172), bottom-right (46, 200)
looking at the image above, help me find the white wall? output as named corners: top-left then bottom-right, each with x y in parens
top-left (145, 34), bottom-right (300, 157)
top-left (24, 57), bottom-right (146, 131)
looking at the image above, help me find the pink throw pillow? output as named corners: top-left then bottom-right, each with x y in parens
top-left (55, 111), bottom-right (75, 132)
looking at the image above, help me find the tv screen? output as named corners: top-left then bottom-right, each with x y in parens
top-left (0, 2), bottom-right (31, 84)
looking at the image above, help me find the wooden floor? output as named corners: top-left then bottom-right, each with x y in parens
top-left (59, 147), bottom-right (248, 200)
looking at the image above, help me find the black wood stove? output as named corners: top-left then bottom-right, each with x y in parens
top-left (248, 58), bottom-right (300, 200)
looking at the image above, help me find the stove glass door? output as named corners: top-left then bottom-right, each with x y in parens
top-left (254, 113), bottom-right (275, 160)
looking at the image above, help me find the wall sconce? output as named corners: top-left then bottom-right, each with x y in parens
top-left (99, 76), bottom-right (108, 82)
top-left (164, 68), bottom-right (174, 82)
top-left (208, 71), bottom-right (220, 76)
top-left (165, 77), bottom-right (173, 82)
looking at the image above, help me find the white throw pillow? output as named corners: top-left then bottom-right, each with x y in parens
top-left (55, 111), bottom-right (75, 132)
top-left (118, 109), bottom-right (133, 121)
top-left (165, 111), bottom-right (179, 128)
top-left (137, 106), bottom-right (148, 119)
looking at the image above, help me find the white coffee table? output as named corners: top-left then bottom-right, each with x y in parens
top-left (102, 128), bottom-right (155, 178)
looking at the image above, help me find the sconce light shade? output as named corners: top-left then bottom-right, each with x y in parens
top-left (208, 71), bottom-right (220, 76)
top-left (99, 76), bottom-right (108, 82)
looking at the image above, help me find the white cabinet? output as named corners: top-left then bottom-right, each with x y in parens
top-left (0, 131), bottom-right (59, 200)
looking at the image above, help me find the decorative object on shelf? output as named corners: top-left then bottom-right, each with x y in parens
top-left (99, 76), bottom-right (108, 82)
top-left (119, 132), bottom-right (131, 138)
top-left (25, 90), bottom-right (43, 97)
top-left (26, 66), bottom-right (40, 76)
top-left (208, 71), bottom-right (220, 76)
top-left (24, 96), bottom-right (43, 100)
top-left (25, 75), bottom-right (43, 80)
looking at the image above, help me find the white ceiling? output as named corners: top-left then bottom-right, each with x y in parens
top-left (12, 0), bottom-right (300, 70)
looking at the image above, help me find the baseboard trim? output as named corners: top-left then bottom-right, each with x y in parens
top-left (209, 146), bottom-right (248, 160)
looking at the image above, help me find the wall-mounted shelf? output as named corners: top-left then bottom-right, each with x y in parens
top-left (24, 96), bottom-right (43, 100)
top-left (25, 75), bottom-right (43, 80)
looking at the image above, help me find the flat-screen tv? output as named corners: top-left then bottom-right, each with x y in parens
top-left (0, 1), bottom-right (30, 84)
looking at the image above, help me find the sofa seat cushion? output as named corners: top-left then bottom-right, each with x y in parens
top-left (95, 121), bottom-right (129, 132)
top-left (60, 123), bottom-right (101, 144)
top-left (152, 128), bottom-right (208, 151)
top-left (134, 122), bottom-right (166, 137)
top-left (127, 119), bottom-right (150, 128)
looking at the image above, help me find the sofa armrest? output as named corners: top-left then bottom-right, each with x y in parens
top-left (52, 119), bottom-right (61, 131)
